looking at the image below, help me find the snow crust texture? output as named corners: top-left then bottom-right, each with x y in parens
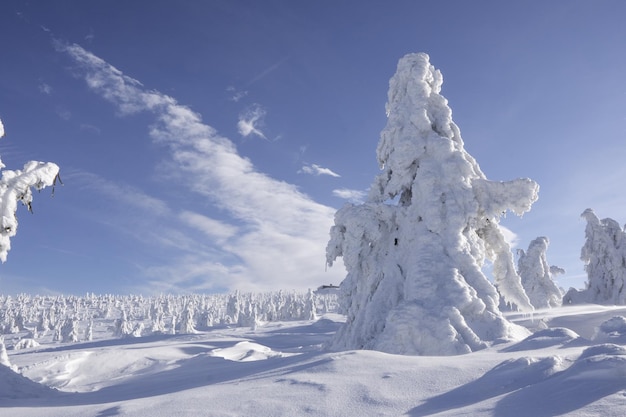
top-left (327, 53), bottom-right (539, 355)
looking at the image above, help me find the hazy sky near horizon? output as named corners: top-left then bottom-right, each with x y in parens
top-left (1, 0), bottom-right (625, 295)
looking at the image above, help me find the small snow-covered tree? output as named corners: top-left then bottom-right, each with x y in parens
top-left (564, 209), bottom-right (626, 305)
top-left (517, 237), bottom-right (564, 308)
top-left (0, 118), bottom-right (60, 262)
top-left (178, 304), bottom-right (197, 334)
top-left (60, 317), bottom-right (79, 343)
top-left (326, 53), bottom-right (538, 356)
top-left (0, 336), bottom-right (11, 368)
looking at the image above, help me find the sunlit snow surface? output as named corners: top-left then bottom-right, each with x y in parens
top-left (3, 306), bottom-right (626, 417)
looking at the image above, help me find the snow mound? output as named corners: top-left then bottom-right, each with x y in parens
top-left (209, 341), bottom-right (299, 362)
top-left (593, 316), bottom-right (626, 343)
top-left (494, 344), bottom-right (626, 416)
top-left (0, 366), bottom-right (59, 400)
top-left (412, 356), bottom-right (564, 415)
top-left (504, 327), bottom-right (580, 352)
top-left (12, 338), bottom-right (41, 350)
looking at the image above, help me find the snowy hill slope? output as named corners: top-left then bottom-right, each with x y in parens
top-left (2, 305), bottom-right (626, 417)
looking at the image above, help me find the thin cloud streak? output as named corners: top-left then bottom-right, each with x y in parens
top-left (300, 163), bottom-right (341, 178)
top-left (58, 42), bottom-right (345, 292)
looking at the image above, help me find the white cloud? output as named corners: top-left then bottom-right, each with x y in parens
top-left (178, 210), bottom-right (237, 242)
top-left (39, 82), bottom-right (52, 95)
top-left (237, 104), bottom-right (267, 139)
top-left (0, 117), bottom-right (4, 138)
top-left (333, 188), bottom-right (367, 203)
top-left (226, 86), bottom-right (248, 102)
top-left (300, 163), bottom-right (340, 178)
top-left (66, 170), bottom-right (172, 218)
top-left (59, 42), bottom-right (346, 292)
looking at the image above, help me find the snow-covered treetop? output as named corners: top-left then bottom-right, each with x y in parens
top-left (372, 53), bottom-right (481, 204)
top-left (0, 117), bottom-right (60, 262)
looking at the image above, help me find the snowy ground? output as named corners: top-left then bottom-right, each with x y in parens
top-left (3, 305), bottom-right (626, 417)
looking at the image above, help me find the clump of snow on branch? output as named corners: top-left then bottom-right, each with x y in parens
top-left (326, 53), bottom-right (538, 356)
top-left (0, 117), bottom-right (60, 262)
top-left (564, 209), bottom-right (626, 305)
top-left (517, 237), bottom-right (564, 309)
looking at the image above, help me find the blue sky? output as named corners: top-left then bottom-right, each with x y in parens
top-left (1, 1), bottom-right (625, 295)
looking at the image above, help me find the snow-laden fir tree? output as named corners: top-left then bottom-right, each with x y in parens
top-left (326, 53), bottom-right (538, 356)
top-left (0, 118), bottom-right (60, 262)
top-left (564, 209), bottom-right (626, 305)
top-left (517, 237), bottom-right (564, 309)
top-left (178, 304), bottom-right (197, 334)
top-left (0, 336), bottom-right (12, 368)
top-left (60, 317), bottom-right (80, 343)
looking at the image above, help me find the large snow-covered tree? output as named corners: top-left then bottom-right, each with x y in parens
top-left (326, 53), bottom-right (538, 355)
top-left (564, 209), bottom-right (626, 305)
top-left (0, 117), bottom-right (60, 262)
top-left (517, 237), bottom-right (564, 309)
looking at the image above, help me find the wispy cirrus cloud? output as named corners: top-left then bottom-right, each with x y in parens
top-left (247, 56), bottom-right (289, 85)
top-left (300, 163), bottom-right (340, 178)
top-left (332, 188), bottom-right (367, 203)
top-left (237, 104), bottom-right (267, 140)
top-left (226, 86), bottom-right (248, 102)
top-left (39, 82), bottom-right (53, 95)
top-left (66, 169), bottom-right (172, 218)
top-left (57, 41), bottom-right (345, 293)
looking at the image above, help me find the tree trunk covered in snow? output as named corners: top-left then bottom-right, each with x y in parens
top-left (326, 53), bottom-right (538, 356)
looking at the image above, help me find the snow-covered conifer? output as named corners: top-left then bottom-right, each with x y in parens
top-left (517, 237), bottom-right (563, 308)
top-left (326, 53), bottom-right (538, 355)
top-left (303, 289), bottom-right (317, 321)
top-left (178, 304), bottom-right (197, 334)
top-left (0, 336), bottom-right (11, 368)
top-left (0, 117), bottom-right (60, 262)
top-left (564, 209), bottom-right (626, 305)
top-left (85, 319), bottom-right (93, 341)
top-left (60, 317), bottom-right (80, 343)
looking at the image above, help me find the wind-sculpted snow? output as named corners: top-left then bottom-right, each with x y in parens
top-left (327, 53), bottom-right (538, 355)
top-left (2, 303), bottom-right (626, 416)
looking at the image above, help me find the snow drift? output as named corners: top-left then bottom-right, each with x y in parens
top-left (326, 53), bottom-right (538, 355)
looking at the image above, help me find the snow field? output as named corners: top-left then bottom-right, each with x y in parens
top-left (1, 305), bottom-right (626, 416)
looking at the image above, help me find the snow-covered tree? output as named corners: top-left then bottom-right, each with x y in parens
top-left (517, 237), bottom-right (564, 309)
top-left (0, 117), bottom-right (60, 262)
top-left (178, 304), bottom-right (197, 334)
top-left (326, 53), bottom-right (538, 356)
top-left (564, 209), bottom-right (626, 305)
top-left (0, 336), bottom-right (11, 368)
top-left (60, 317), bottom-right (80, 343)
